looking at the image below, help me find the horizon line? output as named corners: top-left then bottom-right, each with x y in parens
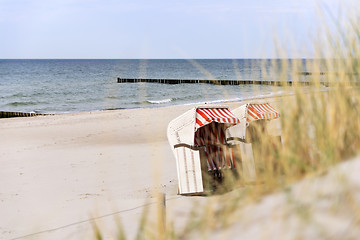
top-left (0, 57), bottom-right (325, 60)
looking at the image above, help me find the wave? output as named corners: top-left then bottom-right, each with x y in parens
top-left (106, 96), bottom-right (120, 100)
top-left (6, 101), bottom-right (41, 106)
top-left (9, 93), bottom-right (26, 98)
top-left (147, 98), bottom-right (173, 104)
top-left (180, 91), bottom-right (292, 106)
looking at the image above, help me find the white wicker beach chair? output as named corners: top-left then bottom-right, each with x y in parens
top-left (167, 106), bottom-right (241, 195)
top-left (227, 102), bottom-right (282, 181)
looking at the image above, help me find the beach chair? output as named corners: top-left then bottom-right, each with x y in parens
top-left (227, 102), bottom-right (281, 181)
top-left (167, 106), bottom-right (241, 195)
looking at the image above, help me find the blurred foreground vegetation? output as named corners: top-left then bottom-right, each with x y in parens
top-left (94, 11), bottom-right (360, 240)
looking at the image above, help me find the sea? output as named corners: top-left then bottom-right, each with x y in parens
top-left (0, 59), bottom-right (320, 114)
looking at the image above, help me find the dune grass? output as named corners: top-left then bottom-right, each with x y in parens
top-left (93, 11), bottom-right (360, 240)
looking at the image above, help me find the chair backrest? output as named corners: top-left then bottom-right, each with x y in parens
top-left (195, 122), bottom-right (236, 171)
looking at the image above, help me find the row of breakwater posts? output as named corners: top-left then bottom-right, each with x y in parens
top-left (0, 111), bottom-right (50, 118)
top-left (117, 78), bottom-right (344, 86)
top-left (117, 78), bottom-right (311, 86)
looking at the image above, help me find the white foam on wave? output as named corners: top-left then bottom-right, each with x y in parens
top-left (147, 98), bottom-right (173, 104)
top-left (184, 91), bottom-right (290, 106)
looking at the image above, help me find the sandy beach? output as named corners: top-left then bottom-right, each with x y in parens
top-left (0, 102), bottom-right (185, 239)
top-left (0, 100), bottom-right (245, 239)
top-left (1, 97), bottom-right (359, 240)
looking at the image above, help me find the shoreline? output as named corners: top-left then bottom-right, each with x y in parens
top-left (2, 85), bottom-right (332, 118)
top-left (0, 91), bottom-right (292, 118)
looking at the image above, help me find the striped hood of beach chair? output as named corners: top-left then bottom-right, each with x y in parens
top-left (247, 103), bottom-right (280, 122)
top-left (195, 107), bottom-right (240, 131)
top-left (194, 122), bottom-right (236, 171)
top-left (193, 108), bottom-right (239, 171)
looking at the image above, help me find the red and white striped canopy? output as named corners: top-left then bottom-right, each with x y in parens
top-left (195, 108), bottom-right (240, 131)
top-left (247, 103), bottom-right (280, 122)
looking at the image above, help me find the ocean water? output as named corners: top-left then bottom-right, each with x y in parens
top-left (0, 59), bottom-right (313, 114)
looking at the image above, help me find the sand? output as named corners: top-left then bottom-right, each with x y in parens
top-left (0, 101), bottom-right (244, 239)
top-left (1, 98), bottom-right (359, 240)
top-left (0, 103), bottom-right (182, 239)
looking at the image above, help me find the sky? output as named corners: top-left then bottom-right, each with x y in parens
top-left (0, 0), bottom-right (358, 59)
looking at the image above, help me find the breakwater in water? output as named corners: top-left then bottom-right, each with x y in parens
top-left (116, 77), bottom-right (359, 87)
top-left (117, 78), bottom-right (310, 86)
top-left (0, 111), bottom-right (49, 118)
